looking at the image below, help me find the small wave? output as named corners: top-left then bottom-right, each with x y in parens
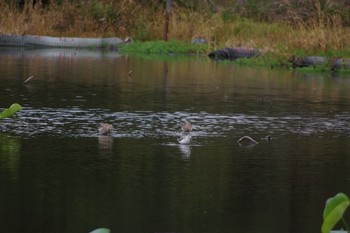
top-left (1, 107), bottom-right (350, 138)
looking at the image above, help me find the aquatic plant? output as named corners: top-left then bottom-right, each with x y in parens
top-left (321, 192), bottom-right (349, 233)
top-left (0, 103), bottom-right (22, 119)
top-left (89, 228), bottom-right (110, 233)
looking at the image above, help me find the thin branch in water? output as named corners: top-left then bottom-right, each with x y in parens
top-left (23, 75), bottom-right (34, 85)
top-left (237, 135), bottom-right (258, 144)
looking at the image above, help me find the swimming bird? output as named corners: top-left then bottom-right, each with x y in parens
top-left (98, 123), bottom-right (113, 136)
top-left (178, 134), bottom-right (192, 145)
top-left (181, 120), bottom-right (192, 135)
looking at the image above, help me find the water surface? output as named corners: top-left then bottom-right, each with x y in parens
top-left (1, 48), bottom-right (350, 233)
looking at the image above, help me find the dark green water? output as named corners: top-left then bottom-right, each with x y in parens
top-left (1, 48), bottom-right (350, 233)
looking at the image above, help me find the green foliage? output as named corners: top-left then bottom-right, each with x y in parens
top-left (245, 0), bottom-right (259, 17)
top-left (0, 103), bottom-right (22, 119)
top-left (133, 23), bottom-right (152, 41)
top-left (120, 40), bottom-right (208, 55)
top-left (90, 0), bottom-right (114, 21)
top-left (221, 9), bottom-right (234, 23)
top-left (89, 228), bottom-right (110, 233)
top-left (216, 51), bottom-right (290, 69)
top-left (322, 193), bottom-right (350, 233)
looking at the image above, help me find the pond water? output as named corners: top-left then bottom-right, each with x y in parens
top-left (1, 48), bottom-right (350, 233)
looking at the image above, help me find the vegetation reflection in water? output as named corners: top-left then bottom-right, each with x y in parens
top-left (1, 49), bottom-right (350, 233)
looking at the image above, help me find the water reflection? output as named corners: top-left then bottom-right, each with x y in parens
top-left (0, 47), bottom-right (122, 59)
top-left (237, 139), bottom-right (258, 150)
top-left (178, 144), bottom-right (191, 158)
top-left (0, 134), bottom-right (21, 179)
top-left (98, 135), bottom-right (113, 153)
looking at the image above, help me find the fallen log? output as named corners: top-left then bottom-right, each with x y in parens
top-left (288, 55), bottom-right (327, 69)
top-left (289, 55), bottom-right (350, 71)
top-left (331, 58), bottom-right (350, 71)
top-left (208, 47), bottom-right (261, 60)
top-left (0, 34), bottom-right (125, 48)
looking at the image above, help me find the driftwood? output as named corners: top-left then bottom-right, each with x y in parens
top-left (23, 75), bottom-right (34, 85)
top-left (208, 48), bottom-right (350, 71)
top-left (209, 49), bottom-right (350, 71)
top-left (331, 58), bottom-right (350, 70)
top-left (208, 47), bottom-right (261, 60)
top-left (237, 136), bottom-right (258, 144)
top-left (288, 56), bottom-right (326, 68)
top-left (237, 135), bottom-right (276, 148)
top-left (289, 55), bottom-right (350, 71)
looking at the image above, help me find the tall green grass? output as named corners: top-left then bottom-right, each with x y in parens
top-left (120, 40), bottom-right (208, 54)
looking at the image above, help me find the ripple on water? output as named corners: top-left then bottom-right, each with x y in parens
top-left (1, 107), bottom-right (350, 138)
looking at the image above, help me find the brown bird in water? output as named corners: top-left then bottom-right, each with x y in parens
top-left (181, 120), bottom-right (192, 135)
top-left (98, 123), bottom-right (113, 136)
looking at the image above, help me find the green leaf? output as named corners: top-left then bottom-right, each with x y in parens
top-left (0, 103), bottom-right (22, 119)
top-left (89, 228), bottom-right (110, 233)
top-left (9, 103), bottom-right (22, 112)
top-left (322, 193), bottom-right (350, 233)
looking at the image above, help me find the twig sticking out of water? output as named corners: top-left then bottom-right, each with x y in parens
top-left (237, 136), bottom-right (258, 144)
top-left (128, 70), bottom-right (133, 76)
top-left (261, 135), bottom-right (277, 141)
top-left (23, 76), bottom-right (34, 85)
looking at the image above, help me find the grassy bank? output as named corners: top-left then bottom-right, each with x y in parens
top-left (1, 0), bottom-right (350, 59)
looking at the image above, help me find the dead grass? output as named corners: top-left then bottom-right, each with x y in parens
top-left (1, 0), bottom-right (350, 55)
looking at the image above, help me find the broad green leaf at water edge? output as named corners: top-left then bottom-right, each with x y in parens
top-left (0, 103), bottom-right (22, 118)
top-left (89, 228), bottom-right (110, 233)
top-left (321, 192), bottom-right (350, 233)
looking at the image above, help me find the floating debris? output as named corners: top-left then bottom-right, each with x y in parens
top-left (237, 136), bottom-right (258, 144)
top-left (23, 75), bottom-right (34, 85)
top-left (261, 135), bottom-right (277, 141)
